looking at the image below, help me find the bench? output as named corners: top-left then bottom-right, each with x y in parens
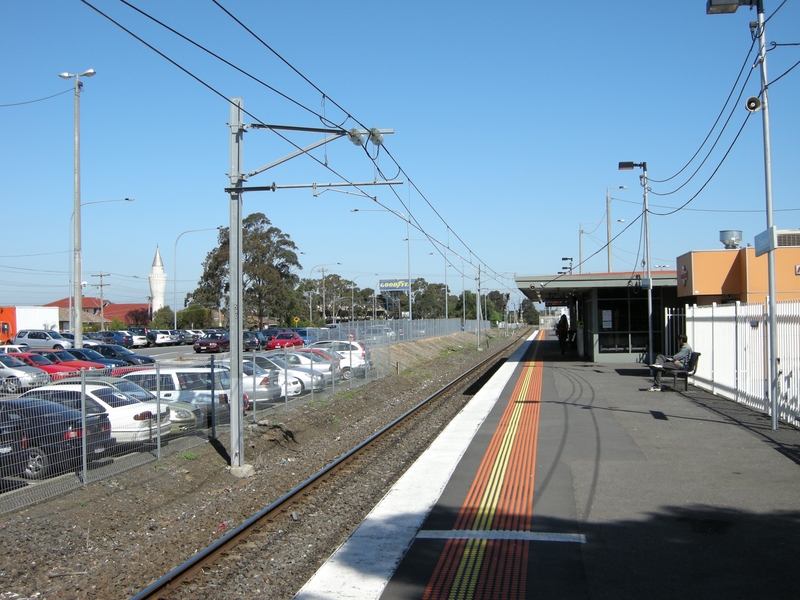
top-left (672, 352), bottom-right (701, 390)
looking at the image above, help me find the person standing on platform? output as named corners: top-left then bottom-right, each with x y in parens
top-left (556, 314), bottom-right (569, 355)
top-left (648, 334), bottom-right (692, 391)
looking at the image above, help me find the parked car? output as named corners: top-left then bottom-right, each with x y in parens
top-left (209, 359), bottom-right (282, 403)
top-left (119, 330), bottom-right (148, 348)
top-left (250, 353), bottom-right (325, 393)
top-left (22, 384), bottom-right (171, 444)
top-left (193, 332), bottom-right (230, 354)
top-left (12, 330), bottom-right (73, 350)
top-left (308, 340), bottom-right (371, 379)
top-left (146, 330), bottom-right (175, 347)
top-left (364, 325), bottom-right (396, 341)
top-left (94, 331), bottom-right (134, 348)
top-left (0, 345), bottom-right (32, 354)
top-left (242, 331), bottom-right (262, 352)
top-left (0, 352), bottom-right (51, 393)
top-left (13, 352), bottom-right (80, 381)
top-left (0, 397), bottom-right (114, 480)
top-left (59, 333), bottom-right (101, 348)
top-left (66, 347), bottom-right (128, 369)
top-left (169, 330), bottom-right (187, 345)
top-left (283, 351), bottom-right (339, 385)
top-left (294, 347), bottom-right (343, 379)
top-left (0, 402), bottom-right (25, 478)
top-left (179, 329), bottom-right (202, 344)
top-left (262, 328), bottom-right (290, 342)
top-left (30, 349), bottom-right (108, 373)
top-left (240, 355), bottom-right (302, 399)
top-left (92, 344), bottom-right (156, 366)
top-left (48, 376), bottom-right (201, 435)
top-left (121, 367), bottom-right (243, 426)
top-left (266, 331), bottom-right (304, 350)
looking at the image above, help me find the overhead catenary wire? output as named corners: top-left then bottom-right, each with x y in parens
top-left (88, 0), bottom-right (499, 289)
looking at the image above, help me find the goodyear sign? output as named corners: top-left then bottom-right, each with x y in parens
top-left (379, 278), bottom-right (412, 292)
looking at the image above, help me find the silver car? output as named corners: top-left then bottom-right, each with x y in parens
top-left (13, 330), bottom-right (73, 350)
top-left (250, 353), bottom-right (325, 394)
top-left (0, 353), bottom-right (50, 393)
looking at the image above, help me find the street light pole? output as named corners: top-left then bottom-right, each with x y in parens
top-left (310, 263), bottom-right (341, 325)
top-left (350, 208), bottom-right (412, 320)
top-left (707, 0), bottom-right (779, 429)
top-left (351, 274), bottom-right (378, 323)
top-left (606, 185), bottom-right (627, 271)
top-left (68, 197), bottom-right (133, 332)
top-left (59, 68), bottom-right (95, 348)
top-left (174, 227), bottom-right (222, 330)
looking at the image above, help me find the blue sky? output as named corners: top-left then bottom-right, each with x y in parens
top-left (1, 1), bottom-right (798, 310)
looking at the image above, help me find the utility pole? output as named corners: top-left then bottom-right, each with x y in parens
top-left (91, 272), bottom-right (110, 331)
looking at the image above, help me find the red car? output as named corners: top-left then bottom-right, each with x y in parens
top-left (266, 331), bottom-right (304, 350)
top-left (14, 352), bottom-right (81, 381)
top-left (193, 333), bottom-right (231, 353)
top-left (30, 349), bottom-right (108, 372)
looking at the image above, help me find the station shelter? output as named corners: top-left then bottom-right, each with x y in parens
top-left (516, 271), bottom-right (680, 364)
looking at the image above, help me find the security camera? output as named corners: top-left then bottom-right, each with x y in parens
top-left (745, 97), bottom-right (762, 113)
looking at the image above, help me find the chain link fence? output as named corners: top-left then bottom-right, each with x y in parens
top-left (0, 319), bottom-right (493, 514)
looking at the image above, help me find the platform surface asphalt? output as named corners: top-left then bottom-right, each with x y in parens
top-left (295, 331), bottom-right (800, 599)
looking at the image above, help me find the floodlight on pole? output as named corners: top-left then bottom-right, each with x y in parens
top-left (707, 0), bottom-right (779, 430)
top-left (60, 68), bottom-right (96, 348)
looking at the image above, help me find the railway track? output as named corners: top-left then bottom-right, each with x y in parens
top-left (131, 334), bottom-right (526, 599)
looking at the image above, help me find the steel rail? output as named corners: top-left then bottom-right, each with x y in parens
top-left (131, 334), bottom-right (527, 600)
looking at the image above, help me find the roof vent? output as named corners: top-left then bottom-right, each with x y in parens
top-left (719, 230), bottom-right (742, 249)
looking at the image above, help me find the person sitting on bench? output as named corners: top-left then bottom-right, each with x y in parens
top-left (648, 334), bottom-right (692, 392)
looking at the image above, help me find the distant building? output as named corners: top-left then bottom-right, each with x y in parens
top-left (149, 246), bottom-right (167, 313)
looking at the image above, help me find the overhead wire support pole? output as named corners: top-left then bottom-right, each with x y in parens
top-left (228, 97), bottom-right (246, 472)
top-left (225, 98), bottom-right (395, 472)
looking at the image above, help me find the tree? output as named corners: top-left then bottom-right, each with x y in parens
top-left (520, 298), bottom-right (539, 325)
top-left (126, 308), bottom-right (151, 326)
top-left (187, 213), bottom-right (302, 328)
top-left (180, 304), bottom-right (212, 329)
top-left (108, 318), bottom-right (126, 331)
top-left (151, 306), bottom-right (174, 329)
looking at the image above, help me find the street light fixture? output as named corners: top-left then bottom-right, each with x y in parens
top-left (707, 0), bottom-right (779, 430)
top-left (59, 68), bottom-right (95, 348)
top-left (561, 257), bottom-right (573, 275)
top-left (619, 161), bottom-right (653, 365)
top-left (351, 208), bottom-right (413, 321)
top-left (68, 197), bottom-right (133, 333)
top-left (580, 218), bottom-right (625, 274)
top-left (173, 227), bottom-right (223, 329)
top-left (606, 185), bottom-right (627, 271)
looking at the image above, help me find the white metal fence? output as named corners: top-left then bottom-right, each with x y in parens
top-left (669, 300), bottom-right (800, 427)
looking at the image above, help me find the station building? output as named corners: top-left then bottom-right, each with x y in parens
top-left (516, 230), bottom-right (800, 364)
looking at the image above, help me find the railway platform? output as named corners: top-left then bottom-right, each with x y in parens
top-left (295, 330), bottom-right (800, 599)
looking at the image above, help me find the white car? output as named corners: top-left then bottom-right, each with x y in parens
top-left (21, 384), bottom-right (171, 443)
top-left (309, 340), bottom-right (371, 379)
top-left (119, 330), bottom-right (148, 348)
top-left (0, 344), bottom-right (32, 354)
